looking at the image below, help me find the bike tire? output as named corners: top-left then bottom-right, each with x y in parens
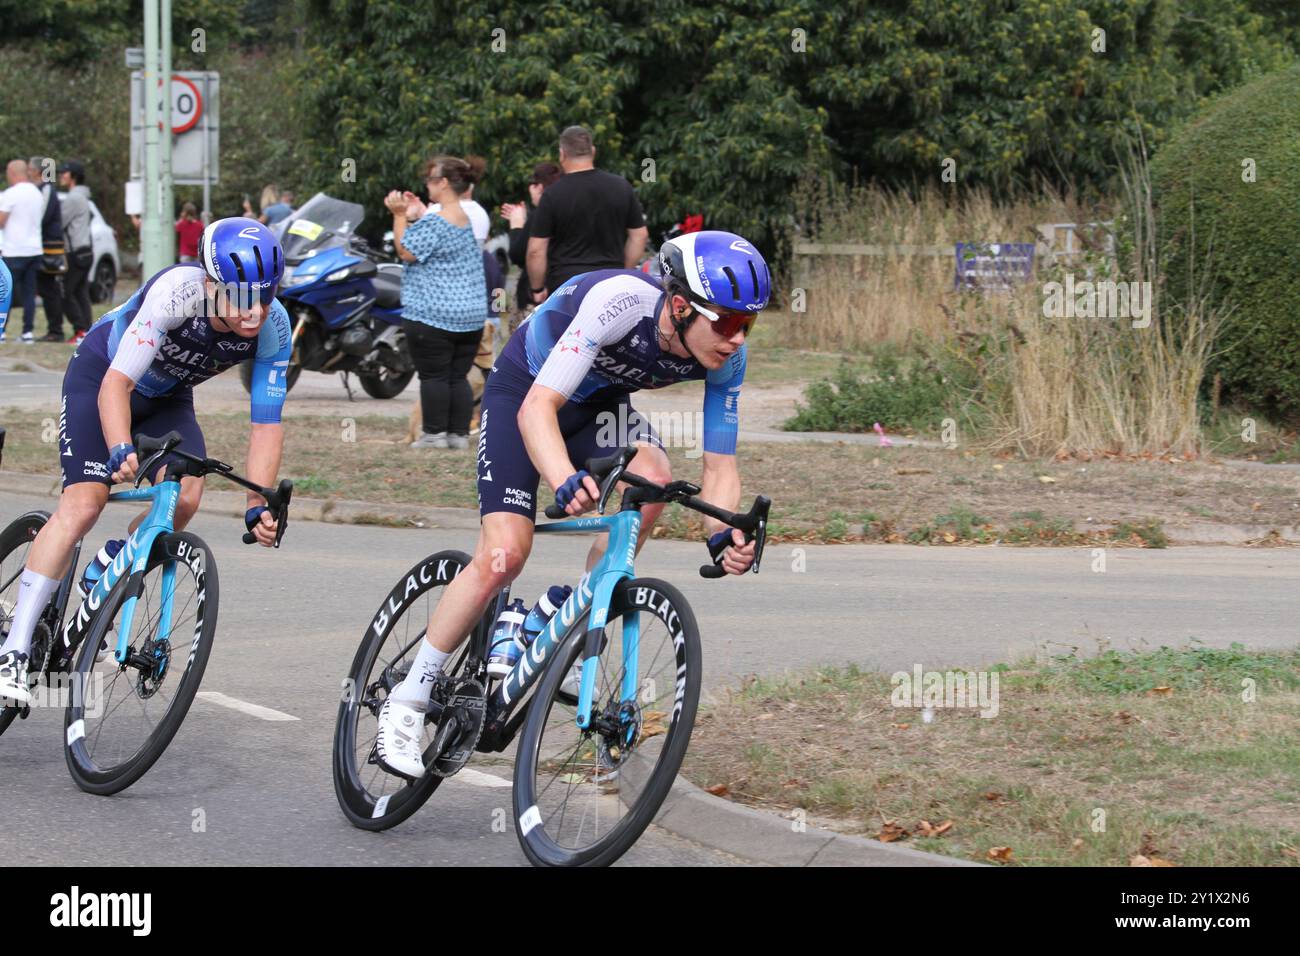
top-left (512, 577), bottom-right (702, 867)
top-left (0, 511), bottom-right (51, 737)
top-left (332, 549), bottom-right (474, 831)
top-left (64, 531), bottom-right (219, 795)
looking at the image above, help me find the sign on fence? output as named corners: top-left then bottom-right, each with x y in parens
top-left (954, 242), bottom-right (1035, 292)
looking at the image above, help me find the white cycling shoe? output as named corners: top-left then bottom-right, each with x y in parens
top-left (374, 696), bottom-right (428, 780)
top-left (0, 651), bottom-right (32, 706)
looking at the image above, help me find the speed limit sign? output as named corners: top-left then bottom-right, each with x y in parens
top-left (156, 75), bottom-right (202, 134)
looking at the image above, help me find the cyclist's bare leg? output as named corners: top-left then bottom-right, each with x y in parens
top-left (23, 482), bottom-right (110, 579)
top-left (421, 511), bottom-right (535, 654)
top-left (585, 442), bottom-right (671, 571)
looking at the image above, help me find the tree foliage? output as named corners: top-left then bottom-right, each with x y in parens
top-left (1151, 64), bottom-right (1300, 421)
top-left (291, 0), bottom-right (1294, 253)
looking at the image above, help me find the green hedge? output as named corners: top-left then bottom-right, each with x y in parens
top-left (1151, 65), bottom-right (1300, 421)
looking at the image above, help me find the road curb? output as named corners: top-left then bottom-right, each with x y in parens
top-left (1, 468), bottom-right (1294, 545)
top-left (0, 469), bottom-right (484, 533)
top-left (652, 772), bottom-right (984, 867)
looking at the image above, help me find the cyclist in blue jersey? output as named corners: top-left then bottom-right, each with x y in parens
top-left (0, 218), bottom-right (291, 704)
top-left (0, 257), bottom-right (11, 343)
top-left (374, 229), bottom-right (770, 778)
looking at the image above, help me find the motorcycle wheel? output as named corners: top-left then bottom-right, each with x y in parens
top-left (357, 343), bottom-right (414, 399)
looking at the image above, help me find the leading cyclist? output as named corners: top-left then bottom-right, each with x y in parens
top-left (0, 218), bottom-right (292, 705)
top-left (374, 230), bottom-right (770, 778)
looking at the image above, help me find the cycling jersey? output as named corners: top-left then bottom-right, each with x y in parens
top-left (84, 264), bottom-right (293, 424)
top-left (0, 258), bottom-right (11, 337)
top-left (497, 269), bottom-right (746, 456)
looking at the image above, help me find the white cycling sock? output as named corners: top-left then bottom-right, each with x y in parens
top-left (391, 639), bottom-right (451, 710)
top-left (2, 569), bottom-right (61, 658)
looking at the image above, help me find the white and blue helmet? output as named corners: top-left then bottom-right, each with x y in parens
top-left (658, 230), bottom-right (771, 318)
top-left (199, 217), bottom-right (284, 305)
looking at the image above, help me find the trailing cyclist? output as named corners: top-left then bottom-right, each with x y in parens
top-left (0, 218), bottom-right (292, 705)
top-left (373, 229), bottom-right (770, 778)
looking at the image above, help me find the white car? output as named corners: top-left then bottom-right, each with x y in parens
top-left (86, 200), bottom-right (121, 304)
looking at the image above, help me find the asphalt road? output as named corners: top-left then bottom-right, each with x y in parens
top-left (1, 488), bottom-right (1296, 866)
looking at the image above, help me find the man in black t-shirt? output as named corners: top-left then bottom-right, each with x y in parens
top-left (525, 126), bottom-right (647, 303)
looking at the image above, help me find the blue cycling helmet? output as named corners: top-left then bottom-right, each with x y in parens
top-left (658, 230), bottom-right (771, 319)
top-left (199, 216), bottom-right (284, 305)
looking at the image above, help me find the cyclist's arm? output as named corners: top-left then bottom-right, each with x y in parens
top-left (697, 346), bottom-right (754, 556)
top-left (97, 370), bottom-right (136, 450)
top-left (0, 259), bottom-right (11, 337)
top-left (698, 452), bottom-right (742, 537)
top-left (100, 269), bottom-right (199, 451)
top-left (518, 384), bottom-right (589, 496)
top-left (244, 426), bottom-right (286, 538)
top-left (244, 301), bottom-right (292, 516)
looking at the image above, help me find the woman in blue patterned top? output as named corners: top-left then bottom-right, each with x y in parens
top-left (385, 155), bottom-right (487, 449)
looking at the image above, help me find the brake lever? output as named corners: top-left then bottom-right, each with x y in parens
top-left (597, 463), bottom-right (625, 514)
top-left (698, 495), bottom-right (771, 578)
top-left (133, 447), bottom-right (172, 487)
top-left (242, 478), bottom-right (294, 547)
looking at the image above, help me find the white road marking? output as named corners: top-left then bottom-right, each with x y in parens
top-left (450, 767), bottom-right (512, 788)
top-left (195, 691), bottom-right (300, 721)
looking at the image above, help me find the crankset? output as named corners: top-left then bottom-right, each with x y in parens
top-left (428, 678), bottom-right (486, 778)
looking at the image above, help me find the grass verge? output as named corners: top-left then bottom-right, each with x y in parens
top-left (2, 407), bottom-right (1297, 543)
top-left (681, 644), bottom-right (1300, 866)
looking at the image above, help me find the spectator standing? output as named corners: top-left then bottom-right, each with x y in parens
top-left (28, 157), bottom-right (66, 341)
top-left (501, 161), bottom-right (561, 323)
top-left (428, 157), bottom-right (490, 246)
top-left (386, 155), bottom-right (487, 450)
top-left (0, 159), bottom-right (45, 343)
top-left (176, 202), bottom-right (204, 263)
top-left (242, 184), bottom-right (281, 224)
top-left (57, 160), bottom-right (94, 342)
top-left (525, 126), bottom-right (648, 303)
top-left (261, 190), bottom-right (296, 226)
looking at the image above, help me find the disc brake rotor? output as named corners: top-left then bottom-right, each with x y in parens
top-left (595, 701), bottom-right (642, 774)
top-left (134, 638), bottom-right (172, 698)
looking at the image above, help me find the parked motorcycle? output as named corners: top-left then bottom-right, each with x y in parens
top-left (239, 193), bottom-right (414, 399)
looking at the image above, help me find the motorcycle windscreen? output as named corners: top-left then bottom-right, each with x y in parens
top-left (277, 193), bottom-right (366, 259)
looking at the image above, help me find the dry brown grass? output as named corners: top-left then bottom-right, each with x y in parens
top-left (786, 181), bottom-right (1089, 351)
top-left (682, 656), bottom-right (1300, 866)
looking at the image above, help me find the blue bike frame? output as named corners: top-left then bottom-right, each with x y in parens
top-left (60, 480), bottom-right (183, 666)
top-left (490, 510), bottom-right (643, 731)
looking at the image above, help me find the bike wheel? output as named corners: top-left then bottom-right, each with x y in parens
top-left (513, 577), bottom-right (702, 866)
top-left (0, 511), bottom-right (50, 737)
top-left (64, 531), bottom-right (218, 795)
top-left (333, 549), bottom-right (476, 831)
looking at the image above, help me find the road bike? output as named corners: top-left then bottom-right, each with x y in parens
top-left (333, 446), bottom-right (769, 866)
top-left (0, 431), bottom-right (292, 794)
